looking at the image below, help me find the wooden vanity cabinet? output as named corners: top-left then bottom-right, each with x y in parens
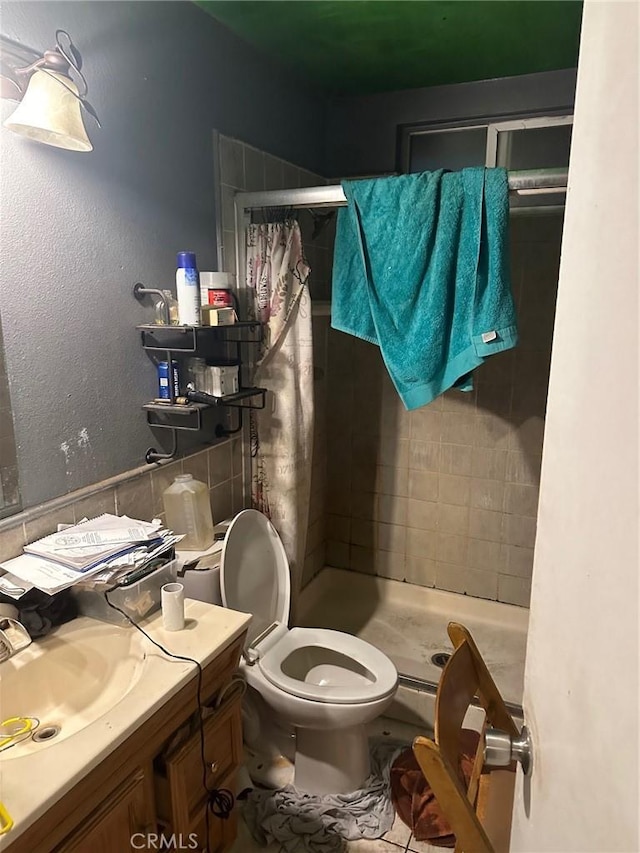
top-left (7, 632), bottom-right (246, 853)
top-left (154, 690), bottom-right (243, 853)
top-left (55, 769), bottom-right (153, 853)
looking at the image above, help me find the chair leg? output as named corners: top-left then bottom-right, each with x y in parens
top-left (412, 736), bottom-right (495, 853)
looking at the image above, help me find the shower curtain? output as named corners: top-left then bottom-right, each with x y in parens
top-left (246, 221), bottom-right (313, 612)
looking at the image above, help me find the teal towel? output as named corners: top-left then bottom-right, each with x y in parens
top-left (331, 168), bottom-right (518, 410)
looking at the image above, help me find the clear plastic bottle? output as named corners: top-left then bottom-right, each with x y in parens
top-left (153, 290), bottom-right (179, 325)
top-left (162, 473), bottom-right (214, 550)
top-left (187, 357), bottom-right (207, 391)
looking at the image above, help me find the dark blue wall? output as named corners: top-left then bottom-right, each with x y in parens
top-left (0, 1), bottom-right (325, 507)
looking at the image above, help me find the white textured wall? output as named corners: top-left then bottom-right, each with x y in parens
top-left (511, 1), bottom-right (639, 849)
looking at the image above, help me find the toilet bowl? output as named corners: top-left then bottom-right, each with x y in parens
top-left (219, 509), bottom-right (398, 795)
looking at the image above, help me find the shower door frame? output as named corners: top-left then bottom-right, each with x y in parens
top-left (233, 165), bottom-right (569, 306)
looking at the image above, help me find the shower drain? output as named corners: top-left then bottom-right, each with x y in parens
top-left (430, 652), bottom-right (451, 669)
top-left (32, 724), bottom-right (61, 743)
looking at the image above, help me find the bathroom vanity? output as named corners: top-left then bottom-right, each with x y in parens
top-left (1, 600), bottom-right (251, 853)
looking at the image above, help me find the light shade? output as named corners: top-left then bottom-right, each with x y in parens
top-left (3, 69), bottom-right (92, 152)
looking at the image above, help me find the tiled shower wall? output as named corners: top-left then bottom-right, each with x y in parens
top-left (216, 134), bottom-right (330, 591)
top-left (324, 213), bottom-right (563, 608)
top-left (215, 135), bottom-right (560, 608)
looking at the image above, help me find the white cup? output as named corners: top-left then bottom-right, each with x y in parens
top-left (161, 582), bottom-right (185, 631)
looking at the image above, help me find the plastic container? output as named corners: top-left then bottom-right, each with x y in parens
top-left (153, 290), bottom-right (179, 325)
top-left (187, 357), bottom-right (207, 391)
top-left (176, 251), bottom-right (201, 326)
top-left (199, 272), bottom-right (236, 308)
top-left (72, 561), bottom-right (177, 627)
top-left (163, 473), bottom-right (214, 550)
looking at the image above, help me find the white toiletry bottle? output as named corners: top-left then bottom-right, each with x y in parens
top-left (176, 251), bottom-right (201, 325)
top-left (162, 474), bottom-right (214, 550)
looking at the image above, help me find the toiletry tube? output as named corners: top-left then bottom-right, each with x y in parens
top-left (161, 582), bottom-right (185, 631)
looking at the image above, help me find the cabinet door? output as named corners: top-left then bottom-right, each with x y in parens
top-left (155, 693), bottom-right (242, 852)
top-left (186, 799), bottom-right (238, 853)
top-left (56, 770), bottom-right (152, 853)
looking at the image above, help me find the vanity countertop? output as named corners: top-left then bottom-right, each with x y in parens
top-left (0, 599), bottom-right (251, 850)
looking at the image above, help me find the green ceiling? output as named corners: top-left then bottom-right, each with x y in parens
top-left (198, 1), bottom-right (583, 96)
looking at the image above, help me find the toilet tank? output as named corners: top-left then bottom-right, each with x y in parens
top-left (174, 520), bottom-right (231, 605)
top-left (176, 559), bottom-right (222, 606)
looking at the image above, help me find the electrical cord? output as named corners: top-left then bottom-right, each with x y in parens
top-left (0, 717), bottom-right (41, 754)
top-left (103, 589), bottom-right (235, 853)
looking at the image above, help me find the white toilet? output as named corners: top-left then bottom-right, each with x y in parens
top-left (219, 509), bottom-right (398, 795)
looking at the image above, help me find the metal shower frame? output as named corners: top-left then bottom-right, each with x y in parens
top-left (232, 166), bottom-right (568, 305)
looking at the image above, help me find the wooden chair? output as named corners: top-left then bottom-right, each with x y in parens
top-left (412, 622), bottom-right (519, 853)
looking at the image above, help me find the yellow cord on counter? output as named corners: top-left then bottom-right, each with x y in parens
top-left (0, 801), bottom-right (13, 835)
top-left (0, 717), bottom-right (33, 750)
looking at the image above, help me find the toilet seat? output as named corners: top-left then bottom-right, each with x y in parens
top-left (220, 509), bottom-right (397, 706)
top-left (258, 626), bottom-right (398, 704)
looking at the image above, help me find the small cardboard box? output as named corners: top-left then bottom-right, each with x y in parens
top-left (207, 364), bottom-right (239, 397)
top-left (201, 306), bottom-right (236, 326)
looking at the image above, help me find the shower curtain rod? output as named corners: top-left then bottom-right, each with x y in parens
top-left (234, 167), bottom-right (568, 212)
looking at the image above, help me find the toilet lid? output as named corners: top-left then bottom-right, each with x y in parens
top-left (220, 509), bottom-right (290, 647)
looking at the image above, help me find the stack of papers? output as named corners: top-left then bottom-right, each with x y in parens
top-left (24, 514), bottom-right (161, 569)
top-left (0, 514), bottom-right (182, 598)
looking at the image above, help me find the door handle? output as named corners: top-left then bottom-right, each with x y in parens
top-left (484, 725), bottom-right (533, 775)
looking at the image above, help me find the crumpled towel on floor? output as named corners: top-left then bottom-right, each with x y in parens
top-left (390, 729), bottom-right (481, 847)
top-left (242, 739), bottom-right (404, 853)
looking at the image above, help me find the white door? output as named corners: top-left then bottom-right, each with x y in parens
top-left (510, 2), bottom-right (639, 850)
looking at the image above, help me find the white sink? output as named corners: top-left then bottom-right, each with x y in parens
top-left (0, 618), bottom-right (147, 758)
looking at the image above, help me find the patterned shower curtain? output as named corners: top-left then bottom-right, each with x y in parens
top-left (246, 221), bottom-right (313, 612)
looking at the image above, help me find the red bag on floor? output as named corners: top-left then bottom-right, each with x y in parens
top-left (390, 729), bottom-right (480, 846)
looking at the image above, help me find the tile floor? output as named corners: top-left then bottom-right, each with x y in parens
top-left (231, 811), bottom-right (442, 852)
top-left (229, 716), bottom-right (442, 853)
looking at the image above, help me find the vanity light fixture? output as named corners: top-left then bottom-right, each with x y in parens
top-left (0, 29), bottom-right (100, 152)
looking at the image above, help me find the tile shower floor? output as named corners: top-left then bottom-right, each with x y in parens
top-left (231, 716), bottom-right (442, 853)
top-left (297, 567), bottom-right (529, 707)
